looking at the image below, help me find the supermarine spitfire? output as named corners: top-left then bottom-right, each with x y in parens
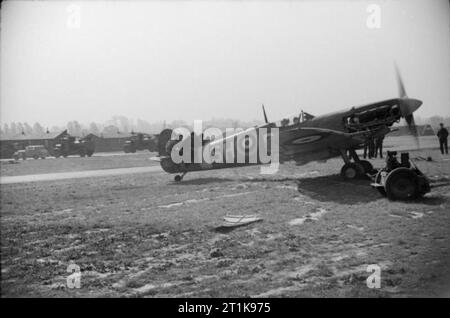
top-left (154, 66), bottom-right (422, 182)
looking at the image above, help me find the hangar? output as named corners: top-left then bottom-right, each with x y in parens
top-left (0, 130), bottom-right (69, 159)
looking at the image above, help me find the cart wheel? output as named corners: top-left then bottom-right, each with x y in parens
top-left (385, 168), bottom-right (418, 200)
top-left (340, 163), bottom-right (364, 180)
top-left (174, 175), bottom-right (182, 182)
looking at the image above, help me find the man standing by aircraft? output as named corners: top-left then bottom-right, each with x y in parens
top-left (363, 137), bottom-right (375, 159)
top-left (437, 123), bottom-right (448, 155)
top-left (374, 135), bottom-right (384, 158)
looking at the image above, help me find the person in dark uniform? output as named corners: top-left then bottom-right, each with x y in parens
top-left (363, 141), bottom-right (369, 159)
top-left (369, 137), bottom-right (375, 158)
top-left (437, 123), bottom-right (449, 155)
top-left (363, 137), bottom-right (375, 159)
top-left (374, 135), bottom-right (384, 158)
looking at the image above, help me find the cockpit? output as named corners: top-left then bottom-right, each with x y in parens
top-left (273, 111), bottom-right (315, 128)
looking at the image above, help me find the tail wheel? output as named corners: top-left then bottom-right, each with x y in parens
top-left (385, 168), bottom-right (418, 200)
top-left (174, 175), bottom-right (182, 182)
top-left (340, 163), bottom-right (364, 180)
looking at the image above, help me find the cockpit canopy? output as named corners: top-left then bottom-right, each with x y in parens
top-left (273, 111), bottom-right (315, 128)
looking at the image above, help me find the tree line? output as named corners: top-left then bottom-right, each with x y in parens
top-left (1, 115), bottom-right (448, 139)
top-left (0, 116), bottom-right (263, 139)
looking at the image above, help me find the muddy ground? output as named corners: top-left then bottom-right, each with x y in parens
top-left (1, 146), bottom-right (450, 297)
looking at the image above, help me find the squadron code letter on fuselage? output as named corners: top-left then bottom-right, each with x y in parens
top-left (178, 302), bottom-right (213, 316)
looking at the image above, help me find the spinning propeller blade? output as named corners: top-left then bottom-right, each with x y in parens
top-left (395, 63), bottom-right (422, 148)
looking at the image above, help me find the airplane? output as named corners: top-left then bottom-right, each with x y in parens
top-left (154, 66), bottom-right (422, 182)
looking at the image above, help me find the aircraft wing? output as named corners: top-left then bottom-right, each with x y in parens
top-left (280, 127), bottom-right (365, 146)
top-left (277, 126), bottom-right (389, 161)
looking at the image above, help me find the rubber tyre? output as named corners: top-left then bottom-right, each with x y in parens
top-left (340, 163), bottom-right (364, 180)
top-left (359, 160), bottom-right (374, 174)
top-left (385, 168), bottom-right (418, 200)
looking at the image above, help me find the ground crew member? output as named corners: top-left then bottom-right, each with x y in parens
top-left (363, 137), bottom-right (375, 159)
top-left (437, 123), bottom-right (448, 155)
top-left (374, 136), bottom-right (384, 159)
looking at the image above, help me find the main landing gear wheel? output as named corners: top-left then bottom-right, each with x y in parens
top-left (174, 172), bottom-right (187, 182)
top-left (358, 160), bottom-right (374, 174)
top-left (340, 162), bottom-right (364, 180)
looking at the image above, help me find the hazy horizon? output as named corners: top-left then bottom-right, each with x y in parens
top-left (1, 0), bottom-right (449, 128)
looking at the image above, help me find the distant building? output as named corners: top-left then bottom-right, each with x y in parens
top-left (0, 130), bottom-right (70, 158)
top-left (85, 132), bottom-right (134, 152)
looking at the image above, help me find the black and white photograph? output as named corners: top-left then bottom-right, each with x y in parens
top-left (0, 0), bottom-right (449, 300)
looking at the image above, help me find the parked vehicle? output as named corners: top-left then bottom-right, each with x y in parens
top-left (123, 133), bottom-right (158, 153)
top-left (13, 145), bottom-right (49, 160)
top-left (53, 136), bottom-right (95, 158)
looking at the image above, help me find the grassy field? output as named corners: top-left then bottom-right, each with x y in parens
top-left (1, 142), bottom-right (450, 297)
top-left (0, 152), bottom-right (159, 177)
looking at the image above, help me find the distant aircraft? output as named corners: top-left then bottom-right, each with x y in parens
top-left (154, 65), bottom-right (422, 182)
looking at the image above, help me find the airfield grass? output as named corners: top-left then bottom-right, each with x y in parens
top-left (1, 143), bottom-right (450, 297)
top-left (0, 151), bottom-right (159, 177)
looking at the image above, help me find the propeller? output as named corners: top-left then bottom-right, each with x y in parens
top-left (394, 63), bottom-right (422, 148)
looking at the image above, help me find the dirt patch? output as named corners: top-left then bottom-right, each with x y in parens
top-left (1, 148), bottom-right (450, 297)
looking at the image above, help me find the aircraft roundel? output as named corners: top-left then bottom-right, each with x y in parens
top-left (290, 135), bottom-right (323, 145)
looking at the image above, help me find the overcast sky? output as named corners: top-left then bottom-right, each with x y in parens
top-left (1, 0), bottom-right (449, 127)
